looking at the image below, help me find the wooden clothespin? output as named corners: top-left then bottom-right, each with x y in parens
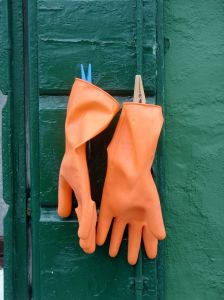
top-left (133, 75), bottom-right (146, 103)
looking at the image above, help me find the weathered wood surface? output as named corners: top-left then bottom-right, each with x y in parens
top-left (39, 208), bottom-right (158, 300)
top-left (38, 0), bottom-right (157, 93)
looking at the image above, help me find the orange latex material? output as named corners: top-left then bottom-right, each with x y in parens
top-left (96, 102), bottom-right (166, 265)
top-left (58, 78), bottom-right (120, 253)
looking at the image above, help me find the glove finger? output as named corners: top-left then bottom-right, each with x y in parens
top-left (58, 175), bottom-right (72, 217)
top-left (76, 200), bottom-right (95, 240)
top-left (148, 178), bottom-right (166, 240)
top-left (128, 224), bottom-right (142, 265)
top-left (148, 208), bottom-right (166, 240)
top-left (109, 219), bottom-right (126, 258)
top-left (96, 207), bottom-right (113, 246)
top-left (143, 226), bottom-right (158, 259)
top-left (79, 208), bottom-right (97, 254)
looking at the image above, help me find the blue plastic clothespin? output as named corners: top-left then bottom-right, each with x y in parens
top-left (81, 64), bottom-right (92, 83)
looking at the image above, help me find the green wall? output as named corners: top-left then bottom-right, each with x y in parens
top-left (164, 1), bottom-right (224, 299)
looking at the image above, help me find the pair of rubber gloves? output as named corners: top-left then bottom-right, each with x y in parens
top-left (58, 78), bottom-right (166, 265)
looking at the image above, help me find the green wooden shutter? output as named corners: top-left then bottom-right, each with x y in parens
top-left (3, 0), bottom-right (165, 299)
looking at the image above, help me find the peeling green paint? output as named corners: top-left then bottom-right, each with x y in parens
top-left (164, 1), bottom-right (224, 299)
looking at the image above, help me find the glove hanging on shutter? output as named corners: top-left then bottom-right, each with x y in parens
top-left (96, 102), bottom-right (166, 264)
top-left (58, 78), bottom-right (120, 253)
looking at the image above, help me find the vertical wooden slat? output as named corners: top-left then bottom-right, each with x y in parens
top-left (27, 0), bottom-right (41, 299)
top-left (2, 0), bottom-right (28, 299)
top-left (0, 0), bottom-right (9, 94)
top-left (136, 0), bottom-right (143, 74)
top-left (135, 1), bottom-right (144, 299)
top-left (134, 1), bottom-right (165, 299)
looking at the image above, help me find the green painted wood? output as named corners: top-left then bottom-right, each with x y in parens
top-left (0, 0), bottom-right (164, 298)
top-left (27, 0), bottom-right (164, 299)
top-left (39, 208), bottom-right (158, 300)
top-left (27, 0), bottom-right (42, 299)
top-left (38, 0), bottom-right (156, 93)
top-left (2, 0), bottom-right (28, 299)
top-left (0, 0), bottom-right (9, 94)
top-left (2, 95), bottom-right (14, 299)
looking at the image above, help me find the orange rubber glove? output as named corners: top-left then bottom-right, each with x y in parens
top-left (58, 78), bottom-right (120, 253)
top-left (96, 102), bottom-right (166, 264)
